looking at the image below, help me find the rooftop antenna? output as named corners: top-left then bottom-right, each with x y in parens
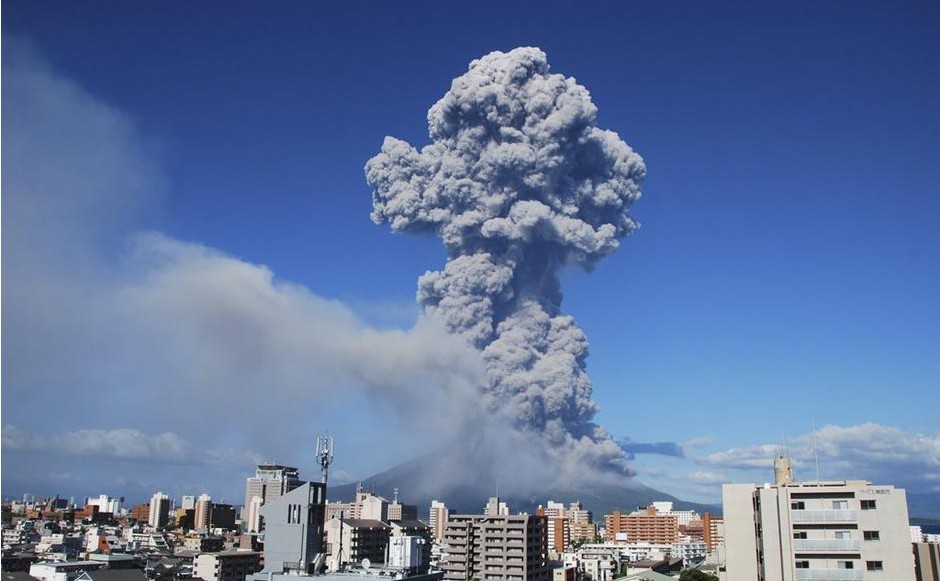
top-left (811, 421), bottom-right (821, 484)
top-left (316, 435), bottom-right (334, 485)
top-left (393, 487), bottom-right (400, 503)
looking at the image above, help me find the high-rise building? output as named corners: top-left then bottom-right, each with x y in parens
top-left (195, 494), bottom-right (212, 530)
top-left (701, 512), bottom-right (723, 553)
top-left (148, 492), bottom-right (171, 529)
top-left (85, 495), bottom-right (123, 515)
top-left (244, 465), bottom-right (303, 533)
top-left (483, 497), bottom-right (509, 517)
top-left (429, 501), bottom-right (449, 542)
top-left (388, 500), bottom-right (419, 522)
top-left (604, 507), bottom-right (679, 545)
top-left (246, 496), bottom-right (264, 534)
top-left (181, 495), bottom-right (196, 511)
top-left (442, 497), bottom-right (550, 581)
top-left (259, 482), bottom-right (327, 575)
top-left (722, 458), bottom-right (916, 581)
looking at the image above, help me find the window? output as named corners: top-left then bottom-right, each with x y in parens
top-left (863, 530), bottom-right (880, 540)
top-left (791, 501), bottom-right (805, 510)
top-left (832, 500), bottom-right (848, 510)
top-left (795, 561), bottom-right (809, 569)
top-left (861, 500), bottom-right (877, 510)
top-left (835, 531), bottom-right (852, 540)
top-left (866, 561), bottom-right (884, 571)
top-left (793, 532), bottom-right (807, 539)
top-left (838, 561), bottom-right (854, 570)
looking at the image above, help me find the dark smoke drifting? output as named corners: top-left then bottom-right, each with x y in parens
top-left (366, 47), bottom-right (645, 480)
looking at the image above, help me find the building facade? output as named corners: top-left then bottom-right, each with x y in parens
top-left (244, 464), bottom-right (303, 533)
top-left (324, 518), bottom-right (391, 571)
top-left (913, 542), bottom-right (940, 581)
top-left (604, 508), bottom-right (678, 545)
top-left (148, 492), bottom-right (170, 529)
top-left (259, 482), bottom-right (327, 575)
top-left (193, 551), bottom-right (261, 581)
top-left (442, 498), bottom-right (550, 581)
top-left (723, 474), bottom-right (916, 581)
top-left (429, 501), bottom-right (449, 542)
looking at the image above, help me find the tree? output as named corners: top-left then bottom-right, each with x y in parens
top-left (678, 570), bottom-right (719, 581)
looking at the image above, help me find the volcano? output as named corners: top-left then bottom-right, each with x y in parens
top-left (325, 453), bottom-right (718, 519)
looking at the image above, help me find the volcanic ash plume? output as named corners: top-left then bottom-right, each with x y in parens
top-left (366, 47), bottom-right (645, 480)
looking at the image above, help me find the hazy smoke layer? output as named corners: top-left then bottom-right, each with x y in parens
top-left (367, 48), bottom-right (645, 478)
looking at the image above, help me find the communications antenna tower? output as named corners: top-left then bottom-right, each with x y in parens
top-left (316, 435), bottom-right (334, 485)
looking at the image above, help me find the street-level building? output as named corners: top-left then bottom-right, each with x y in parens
top-left (193, 551), bottom-right (261, 581)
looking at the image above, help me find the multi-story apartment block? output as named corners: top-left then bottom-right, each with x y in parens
top-left (195, 494), bottom-right (213, 530)
top-left (430, 501), bottom-right (450, 542)
top-left (649, 502), bottom-right (699, 526)
top-left (442, 498), bottom-right (550, 581)
top-left (574, 545), bottom-right (621, 581)
top-left (722, 457), bottom-right (916, 581)
top-left (391, 520), bottom-right (433, 572)
top-left (325, 518), bottom-right (391, 571)
top-left (149, 492), bottom-right (171, 529)
top-left (569, 521), bottom-right (598, 545)
top-left (244, 465), bottom-right (303, 532)
top-left (702, 512), bottom-right (723, 553)
top-left (193, 551), bottom-right (261, 581)
top-left (389, 500), bottom-right (419, 522)
top-left (130, 503), bottom-right (150, 522)
top-left (85, 495), bottom-right (123, 515)
top-left (604, 508), bottom-right (678, 545)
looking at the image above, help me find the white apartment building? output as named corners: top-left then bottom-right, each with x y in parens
top-left (650, 502), bottom-right (699, 526)
top-left (723, 459), bottom-right (916, 581)
top-left (85, 495), bottom-right (123, 515)
top-left (149, 492), bottom-right (171, 529)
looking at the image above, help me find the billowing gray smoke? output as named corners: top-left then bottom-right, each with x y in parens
top-left (366, 47), bottom-right (645, 481)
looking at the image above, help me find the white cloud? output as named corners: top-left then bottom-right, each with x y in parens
top-left (687, 470), bottom-right (728, 485)
top-left (2, 425), bottom-right (263, 468)
top-left (700, 423), bottom-right (940, 491)
top-left (682, 436), bottom-right (714, 449)
top-left (0, 39), bottom-right (490, 499)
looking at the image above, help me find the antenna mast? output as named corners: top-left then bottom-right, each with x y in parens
top-left (316, 435), bottom-right (334, 485)
top-left (811, 421), bottom-right (821, 484)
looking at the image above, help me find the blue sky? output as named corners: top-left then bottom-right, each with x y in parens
top-left (3, 0), bottom-right (939, 506)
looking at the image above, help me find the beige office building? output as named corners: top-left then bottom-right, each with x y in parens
top-left (723, 460), bottom-right (916, 581)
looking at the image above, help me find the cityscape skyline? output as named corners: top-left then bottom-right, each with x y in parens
top-left (3, 0), bottom-right (939, 509)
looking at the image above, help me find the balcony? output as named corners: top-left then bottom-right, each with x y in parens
top-left (792, 539), bottom-right (860, 552)
top-left (794, 570), bottom-right (863, 581)
top-left (791, 510), bottom-right (858, 523)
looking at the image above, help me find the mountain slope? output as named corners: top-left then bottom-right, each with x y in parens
top-left (326, 453), bottom-right (718, 519)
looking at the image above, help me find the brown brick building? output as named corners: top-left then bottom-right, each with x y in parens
top-left (604, 507), bottom-right (678, 544)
